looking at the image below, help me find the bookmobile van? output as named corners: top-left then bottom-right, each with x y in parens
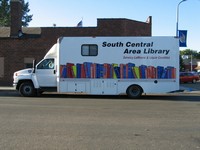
top-left (13, 36), bottom-right (179, 98)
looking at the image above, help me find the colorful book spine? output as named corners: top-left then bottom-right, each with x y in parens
top-left (133, 66), bottom-right (140, 79)
top-left (120, 64), bottom-right (127, 78)
top-left (60, 65), bottom-right (67, 78)
top-left (81, 64), bottom-right (86, 78)
top-left (123, 64), bottom-right (127, 78)
top-left (76, 64), bottom-right (81, 78)
top-left (139, 65), bottom-right (147, 79)
top-left (103, 63), bottom-right (111, 78)
top-left (72, 65), bottom-right (77, 78)
top-left (112, 64), bottom-right (118, 79)
top-left (128, 63), bottom-right (135, 78)
top-left (161, 68), bottom-right (168, 79)
top-left (99, 64), bottom-right (104, 78)
top-left (166, 66), bottom-right (176, 79)
top-left (84, 62), bottom-right (92, 78)
top-left (110, 64), bottom-right (114, 79)
top-left (114, 66), bottom-right (120, 79)
top-left (95, 63), bottom-right (100, 78)
top-left (172, 67), bottom-right (176, 79)
top-left (157, 66), bottom-right (164, 79)
top-left (147, 66), bottom-right (156, 79)
top-left (91, 63), bottom-right (95, 78)
top-left (66, 63), bottom-right (74, 78)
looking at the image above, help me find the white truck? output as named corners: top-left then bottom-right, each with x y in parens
top-left (13, 36), bottom-right (179, 98)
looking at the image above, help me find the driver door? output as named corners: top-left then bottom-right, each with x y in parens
top-left (35, 58), bottom-right (57, 87)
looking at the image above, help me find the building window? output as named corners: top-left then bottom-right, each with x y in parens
top-left (81, 44), bottom-right (98, 56)
top-left (0, 57), bottom-right (4, 78)
top-left (25, 63), bottom-right (33, 68)
top-left (24, 58), bottom-right (34, 68)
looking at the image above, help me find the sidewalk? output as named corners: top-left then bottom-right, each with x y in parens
top-left (179, 85), bottom-right (200, 94)
top-left (0, 86), bottom-right (15, 91)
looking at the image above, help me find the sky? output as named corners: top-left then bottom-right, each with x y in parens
top-left (27, 0), bottom-right (200, 51)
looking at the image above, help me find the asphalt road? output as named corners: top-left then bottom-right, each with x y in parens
top-left (0, 91), bottom-right (200, 150)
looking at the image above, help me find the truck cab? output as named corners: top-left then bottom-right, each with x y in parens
top-left (13, 44), bottom-right (57, 96)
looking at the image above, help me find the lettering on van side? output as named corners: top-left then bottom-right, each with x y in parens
top-left (126, 42), bottom-right (153, 47)
top-left (124, 48), bottom-right (170, 55)
top-left (102, 41), bottom-right (170, 55)
top-left (102, 41), bottom-right (154, 48)
top-left (102, 42), bottom-right (124, 47)
top-left (143, 48), bottom-right (170, 55)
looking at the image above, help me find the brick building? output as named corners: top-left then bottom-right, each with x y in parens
top-left (182, 58), bottom-right (199, 72)
top-left (0, 0), bottom-right (152, 86)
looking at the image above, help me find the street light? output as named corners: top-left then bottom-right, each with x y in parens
top-left (176, 0), bottom-right (187, 37)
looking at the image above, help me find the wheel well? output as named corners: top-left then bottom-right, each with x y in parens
top-left (16, 80), bottom-right (34, 90)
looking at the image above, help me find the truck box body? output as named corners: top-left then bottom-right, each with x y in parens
top-left (13, 36), bottom-right (179, 98)
top-left (58, 37), bottom-right (179, 94)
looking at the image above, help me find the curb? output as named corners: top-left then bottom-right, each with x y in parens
top-left (0, 87), bottom-right (15, 89)
top-left (0, 87), bottom-right (15, 92)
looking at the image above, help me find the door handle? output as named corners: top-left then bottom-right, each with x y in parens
top-left (54, 70), bottom-right (56, 74)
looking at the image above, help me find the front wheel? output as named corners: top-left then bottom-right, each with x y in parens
top-left (19, 82), bottom-right (35, 97)
top-left (126, 85), bottom-right (143, 99)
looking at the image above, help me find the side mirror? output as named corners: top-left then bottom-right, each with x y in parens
top-left (32, 59), bottom-right (36, 73)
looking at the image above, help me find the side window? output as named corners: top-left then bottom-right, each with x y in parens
top-left (0, 57), bottom-right (4, 78)
top-left (37, 58), bottom-right (54, 69)
top-left (81, 44), bottom-right (98, 56)
top-left (188, 73), bottom-right (192, 76)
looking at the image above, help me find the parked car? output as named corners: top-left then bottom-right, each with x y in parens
top-left (180, 72), bottom-right (200, 83)
top-left (197, 72), bottom-right (200, 77)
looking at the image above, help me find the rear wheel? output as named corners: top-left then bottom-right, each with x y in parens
top-left (126, 85), bottom-right (143, 99)
top-left (19, 82), bottom-right (35, 97)
top-left (192, 79), bottom-right (197, 83)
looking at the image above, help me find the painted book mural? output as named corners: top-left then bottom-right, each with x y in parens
top-left (60, 62), bottom-right (176, 79)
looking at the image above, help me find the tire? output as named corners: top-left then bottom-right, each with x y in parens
top-left (192, 79), bottom-right (197, 84)
top-left (126, 85), bottom-right (143, 99)
top-left (19, 82), bottom-right (35, 97)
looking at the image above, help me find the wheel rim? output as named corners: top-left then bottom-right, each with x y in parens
top-left (127, 85), bottom-right (142, 98)
top-left (23, 85), bottom-right (32, 95)
top-left (193, 79), bottom-right (196, 83)
top-left (130, 86), bottom-right (140, 96)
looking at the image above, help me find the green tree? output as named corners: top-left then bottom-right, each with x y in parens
top-left (196, 51), bottom-right (200, 59)
top-left (180, 49), bottom-right (200, 71)
top-left (180, 49), bottom-right (200, 59)
top-left (0, 0), bottom-right (10, 26)
top-left (0, 0), bottom-right (32, 27)
top-left (21, 0), bottom-right (32, 26)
